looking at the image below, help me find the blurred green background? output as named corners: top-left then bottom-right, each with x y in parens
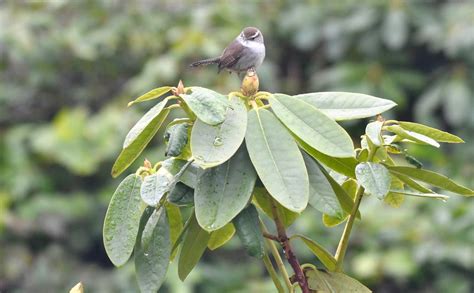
top-left (1, 1), bottom-right (473, 292)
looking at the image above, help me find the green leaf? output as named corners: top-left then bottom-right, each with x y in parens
top-left (160, 158), bottom-right (199, 189)
top-left (389, 190), bottom-right (449, 200)
top-left (355, 163), bottom-right (391, 199)
top-left (295, 92), bottom-right (396, 121)
top-left (384, 175), bottom-right (405, 208)
top-left (291, 234), bottom-right (337, 271)
top-left (140, 172), bottom-right (171, 206)
top-left (165, 123), bottom-right (189, 157)
top-left (322, 213), bottom-right (348, 227)
top-left (385, 125), bottom-right (440, 148)
top-left (397, 121), bottom-right (464, 143)
top-left (127, 86), bottom-right (172, 107)
top-left (233, 204), bottom-right (265, 259)
top-left (112, 101), bottom-right (170, 177)
top-left (195, 146), bottom-right (257, 231)
top-left (386, 166), bottom-right (474, 196)
top-left (303, 152), bottom-right (346, 218)
top-left (298, 138), bottom-right (357, 178)
top-left (208, 223), bottom-right (236, 250)
top-left (390, 172), bottom-right (433, 193)
top-left (245, 108), bottom-right (309, 212)
top-left (306, 268), bottom-right (372, 292)
top-left (178, 213), bottom-right (210, 281)
top-left (103, 174), bottom-right (143, 267)
top-left (270, 94), bottom-right (354, 158)
top-left (167, 182), bottom-right (194, 207)
top-left (191, 96), bottom-right (247, 168)
top-left (252, 187), bottom-right (299, 227)
top-left (180, 87), bottom-right (229, 125)
top-left (365, 121), bottom-right (383, 146)
top-left (165, 203), bottom-right (183, 261)
top-left (135, 208), bottom-right (170, 293)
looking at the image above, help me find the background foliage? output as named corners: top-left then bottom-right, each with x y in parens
top-left (1, 1), bottom-right (473, 292)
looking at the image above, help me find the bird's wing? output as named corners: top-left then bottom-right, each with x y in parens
top-left (218, 40), bottom-right (245, 72)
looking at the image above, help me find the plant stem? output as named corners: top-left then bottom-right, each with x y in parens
top-left (260, 220), bottom-right (292, 291)
top-left (270, 200), bottom-right (310, 293)
top-left (262, 253), bottom-right (285, 293)
top-left (334, 185), bottom-right (365, 271)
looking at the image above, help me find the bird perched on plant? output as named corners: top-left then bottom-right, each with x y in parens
top-left (190, 27), bottom-right (265, 74)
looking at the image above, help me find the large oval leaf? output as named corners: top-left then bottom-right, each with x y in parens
top-left (112, 100), bottom-right (170, 177)
top-left (387, 166), bottom-right (474, 196)
top-left (245, 108), bottom-right (309, 212)
top-left (180, 87), bottom-right (229, 125)
top-left (103, 174), bottom-right (143, 267)
top-left (135, 208), bottom-right (171, 293)
top-left (195, 146), bottom-right (257, 231)
top-left (295, 92), bottom-right (396, 121)
top-left (270, 94), bottom-right (354, 158)
top-left (355, 163), bottom-right (391, 199)
top-left (178, 213), bottom-right (210, 281)
top-left (191, 96), bottom-right (247, 168)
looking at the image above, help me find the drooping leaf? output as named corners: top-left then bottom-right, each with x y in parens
top-left (365, 121), bottom-right (383, 146)
top-left (195, 146), bottom-right (257, 231)
top-left (291, 234), bottom-right (337, 271)
top-left (386, 166), bottom-right (474, 196)
top-left (252, 187), bottom-right (299, 227)
top-left (233, 204), bottom-right (265, 259)
top-left (135, 208), bottom-right (171, 293)
top-left (397, 121), bottom-right (464, 143)
top-left (385, 125), bottom-right (440, 148)
top-left (303, 152), bottom-right (346, 218)
top-left (191, 96), bottom-right (247, 168)
top-left (178, 213), bottom-right (210, 281)
top-left (112, 100), bottom-right (170, 177)
top-left (128, 86), bottom-right (172, 107)
top-left (298, 138), bottom-right (357, 178)
top-left (245, 108), bottom-right (309, 212)
top-left (295, 92), bottom-right (396, 121)
top-left (306, 268), bottom-right (372, 292)
top-left (355, 163), bottom-right (391, 199)
top-left (208, 223), bottom-right (236, 250)
top-left (165, 203), bottom-right (183, 261)
top-left (103, 174), bottom-right (143, 267)
top-left (180, 87), bottom-right (229, 125)
top-left (165, 123), bottom-right (189, 157)
top-left (270, 94), bottom-right (354, 158)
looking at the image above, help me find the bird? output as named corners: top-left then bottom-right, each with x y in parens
top-left (190, 27), bottom-right (265, 74)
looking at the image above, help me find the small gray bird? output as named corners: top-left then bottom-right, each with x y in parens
top-left (190, 27), bottom-right (265, 73)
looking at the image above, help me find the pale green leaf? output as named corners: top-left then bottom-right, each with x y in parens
top-left (389, 190), bottom-right (449, 200)
top-left (208, 223), bottom-right (235, 250)
top-left (306, 269), bottom-right (372, 292)
top-left (365, 121), bottom-right (383, 146)
top-left (252, 187), bottom-right (299, 227)
top-left (128, 86), bottom-right (172, 107)
top-left (270, 94), bottom-right (354, 158)
top-left (291, 234), bottom-right (337, 271)
top-left (355, 163), bottom-right (391, 199)
top-left (165, 203), bottom-right (183, 261)
top-left (245, 108), bottom-right (309, 212)
top-left (195, 146), bottom-right (257, 231)
top-left (398, 121), bottom-right (464, 143)
top-left (180, 87), bottom-right (229, 125)
top-left (103, 174), bottom-right (143, 266)
top-left (385, 125), bottom-right (440, 148)
top-left (191, 96), bottom-right (247, 168)
top-left (295, 92), bottom-right (396, 121)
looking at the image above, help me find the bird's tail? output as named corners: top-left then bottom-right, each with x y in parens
top-left (189, 57), bottom-right (220, 67)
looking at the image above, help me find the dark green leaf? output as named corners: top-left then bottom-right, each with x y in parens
top-left (167, 182), bottom-right (194, 206)
top-left (103, 174), bottom-right (143, 266)
top-left (178, 213), bottom-right (210, 281)
top-left (245, 108), bottom-right (309, 212)
top-left (135, 208), bottom-right (170, 293)
top-left (165, 123), bottom-right (189, 157)
top-left (233, 204), bottom-right (265, 259)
